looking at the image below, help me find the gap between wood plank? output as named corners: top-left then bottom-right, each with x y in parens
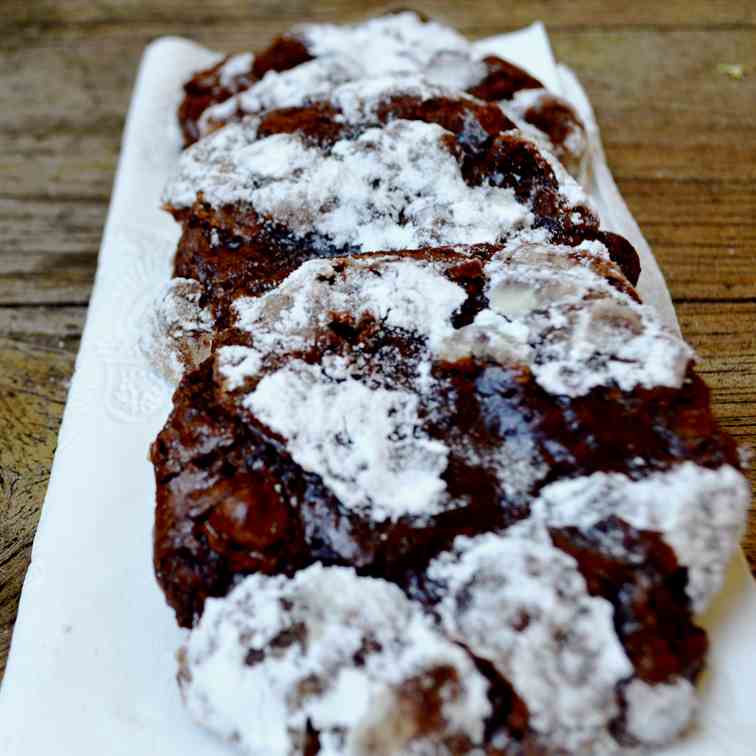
top-left (0, 302), bottom-right (91, 309)
top-left (673, 297), bottom-right (756, 305)
top-left (6, 18), bottom-right (755, 35)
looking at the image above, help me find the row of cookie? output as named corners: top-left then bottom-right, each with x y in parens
top-left (152, 245), bottom-right (747, 754)
top-left (147, 13), bottom-right (749, 756)
top-left (148, 51), bottom-right (636, 383)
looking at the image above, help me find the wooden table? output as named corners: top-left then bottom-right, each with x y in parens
top-left (1, 1), bottom-right (754, 681)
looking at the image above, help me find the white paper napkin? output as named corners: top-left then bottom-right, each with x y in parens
top-left (1, 24), bottom-right (754, 755)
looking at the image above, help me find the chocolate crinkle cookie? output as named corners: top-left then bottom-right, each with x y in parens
top-left (178, 564), bottom-right (494, 756)
top-left (178, 11), bottom-right (588, 180)
top-left (147, 13), bottom-right (751, 756)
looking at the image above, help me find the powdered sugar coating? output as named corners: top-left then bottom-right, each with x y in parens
top-left (217, 52), bottom-right (255, 89)
top-left (246, 356), bottom-right (449, 522)
top-left (423, 50), bottom-right (489, 91)
top-left (180, 564), bottom-right (491, 756)
top-left (531, 463), bottom-right (750, 611)
top-left (140, 277), bottom-right (213, 382)
top-left (325, 75), bottom-right (474, 124)
top-left (198, 51), bottom-right (489, 139)
top-left (199, 56), bottom-right (361, 136)
top-left (209, 246), bottom-right (700, 521)
top-left (226, 255), bottom-right (467, 364)
top-left (187, 10), bottom-right (589, 187)
top-left (166, 116), bottom-right (544, 252)
top-left (164, 116), bottom-right (262, 209)
top-left (221, 245), bottom-right (691, 399)
top-left (164, 64), bottom-right (600, 255)
top-left (623, 678), bottom-right (697, 746)
top-left (293, 12), bottom-right (470, 76)
top-left (481, 247), bottom-right (693, 396)
top-left (217, 256), bottom-right (459, 521)
top-left (428, 529), bottom-right (633, 754)
top-left (507, 295), bottom-right (692, 397)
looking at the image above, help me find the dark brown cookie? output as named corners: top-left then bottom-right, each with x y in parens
top-left (151, 246), bottom-right (741, 628)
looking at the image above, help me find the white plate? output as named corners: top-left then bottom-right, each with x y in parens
top-left (1, 25), bottom-right (754, 755)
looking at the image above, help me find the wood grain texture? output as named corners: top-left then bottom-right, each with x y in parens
top-left (3, 0), bottom-right (756, 30)
top-left (0, 311), bottom-right (84, 680)
top-left (1, 1), bottom-right (754, 682)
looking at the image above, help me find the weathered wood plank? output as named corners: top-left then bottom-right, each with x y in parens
top-left (562, 29), bottom-right (756, 183)
top-left (678, 302), bottom-right (756, 411)
top-left (0, 332), bottom-right (81, 681)
top-left (0, 309), bottom-right (85, 680)
top-left (619, 179), bottom-right (756, 225)
top-left (0, 198), bottom-right (104, 305)
top-left (3, 0), bottom-right (755, 32)
top-left (0, 307), bottom-right (87, 350)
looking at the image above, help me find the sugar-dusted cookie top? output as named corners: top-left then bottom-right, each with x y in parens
top-left (178, 11), bottom-right (586, 178)
top-left (179, 564), bottom-right (492, 755)
top-left (152, 243), bottom-right (743, 630)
